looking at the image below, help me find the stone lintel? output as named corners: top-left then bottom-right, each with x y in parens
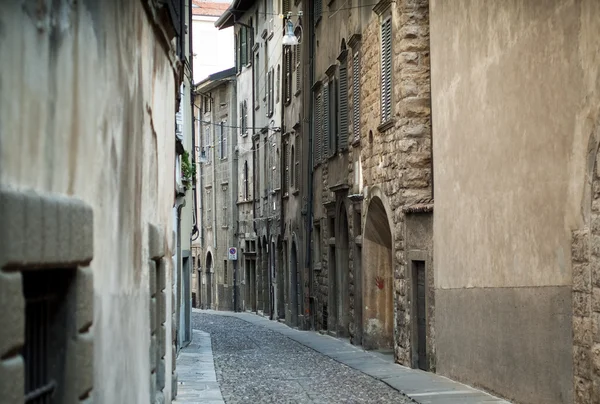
top-left (330, 183), bottom-right (350, 193)
top-left (337, 49), bottom-right (348, 63)
top-left (348, 33), bottom-right (362, 49)
top-left (325, 63), bottom-right (337, 77)
top-left (348, 193), bottom-right (364, 203)
top-left (0, 186), bottom-right (94, 270)
top-left (372, 0), bottom-right (393, 16)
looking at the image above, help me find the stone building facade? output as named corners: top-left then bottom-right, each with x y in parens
top-left (306, 0), bottom-right (434, 370)
top-left (194, 68), bottom-right (237, 312)
top-left (0, 0), bottom-right (189, 402)
top-left (216, 0), bottom-right (286, 319)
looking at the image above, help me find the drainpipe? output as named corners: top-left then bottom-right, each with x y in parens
top-left (231, 79), bottom-right (239, 312)
top-left (304, 1), bottom-right (315, 330)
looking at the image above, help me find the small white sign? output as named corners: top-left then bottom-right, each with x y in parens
top-left (228, 247), bottom-right (237, 260)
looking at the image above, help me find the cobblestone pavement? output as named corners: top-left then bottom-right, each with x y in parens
top-left (193, 312), bottom-right (413, 404)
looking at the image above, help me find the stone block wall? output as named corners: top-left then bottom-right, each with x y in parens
top-left (357, 0), bottom-right (431, 365)
top-left (0, 188), bottom-right (94, 404)
top-left (572, 147), bottom-right (600, 403)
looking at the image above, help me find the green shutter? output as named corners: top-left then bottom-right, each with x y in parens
top-left (352, 52), bottom-right (360, 141)
top-left (323, 84), bottom-right (329, 158)
top-left (381, 18), bottom-right (392, 122)
top-left (338, 63), bottom-right (348, 149)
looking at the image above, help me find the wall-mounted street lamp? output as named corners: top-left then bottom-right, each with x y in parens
top-left (282, 12), bottom-right (301, 46)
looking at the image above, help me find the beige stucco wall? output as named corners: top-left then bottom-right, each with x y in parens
top-left (0, 1), bottom-right (177, 402)
top-left (431, 1), bottom-right (600, 402)
top-left (432, 0), bottom-right (600, 289)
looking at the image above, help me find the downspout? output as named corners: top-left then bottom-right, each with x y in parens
top-left (304, 0), bottom-right (315, 330)
top-left (190, 1), bottom-right (199, 242)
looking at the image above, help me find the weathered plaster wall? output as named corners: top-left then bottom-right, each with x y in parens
top-left (0, 1), bottom-right (177, 402)
top-left (431, 0), bottom-right (600, 402)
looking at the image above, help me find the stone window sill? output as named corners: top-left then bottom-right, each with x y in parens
top-left (377, 118), bottom-right (395, 133)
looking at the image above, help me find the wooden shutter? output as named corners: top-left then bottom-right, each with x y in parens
top-left (285, 48), bottom-right (292, 103)
top-left (295, 46), bottom-right (301, 94)
top-left (215, 124), bottom-right (223, 161)
top-left (235, 33), bottom-right (239, 72)
top-left (240, 28), bottom-right (247, 66)
top-left (338, 62), bottom-right (348, 149)
top-left (314, 0), bottom-right (322, 23)
top-left (323, 84), bottom-right (329, 158)
top-left (270, 68), bottom-right (274, 115)
top-left (283, 0), bottom-right (290, 14)
top-left (294, 135), bottom-right (300, 189)
top-left (314, 92), bottom-right (322, 164)
top-left (352, 52), bottom-right (360, 142)
top-left (381, 18), bottom-right (392, 122)
top-left (284, 141), bottom-right (289, 191)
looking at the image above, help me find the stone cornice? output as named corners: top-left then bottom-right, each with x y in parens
top-left (348, 34), bottom-right (362, 49)
top-left (372, 0), bottom-right (393, 16)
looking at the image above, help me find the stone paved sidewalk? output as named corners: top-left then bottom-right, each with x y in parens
top-left (174, 329), bottom-right (224, 404)
top-left (197, 309), bottom-right (511, 404)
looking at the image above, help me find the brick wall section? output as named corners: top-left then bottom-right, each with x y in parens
top-left (357, 0), bottom-right (431, 365)
top-left (572, 149), bottom-right (600, 403)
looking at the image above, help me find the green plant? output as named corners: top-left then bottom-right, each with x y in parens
top-left (181, 150), bottom-right (196, 188)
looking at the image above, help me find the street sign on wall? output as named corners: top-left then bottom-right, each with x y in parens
top-left (228, 247), bottom-right (237, 260)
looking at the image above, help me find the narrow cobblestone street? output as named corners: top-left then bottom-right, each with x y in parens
top-left (193, 312), bottom-right (413, 404)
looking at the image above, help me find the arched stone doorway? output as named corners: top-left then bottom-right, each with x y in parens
top-left (363, 196), bottom-right (394, 351)
top-left (336, 204), bottom-right (350, 337)
top-left (290, 241), bottom-right (300, 326)
top-left (206, 252), bottom-right (213, 309)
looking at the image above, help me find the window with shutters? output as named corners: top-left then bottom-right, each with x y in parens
top-left (241, 26), bottom-right (248, 66)
top-left (314, 91), bottom-right (322, 165)
top-left (244, 160), bottom-right (249, 200)
top-left (380, 17), bottom-right (393, 123)
top-left (282, 0), bottom-right (290, 14)
top-left (327, 78), bottom-right (337, 157)
top-left (255, 51), bottom-right (260, 105)
top-left (352, 51), bottom-right (361, 142)
top-left (322, 83), bottom-right (330, 158)
top-left (276, 65), bottom-right (280, 104)
top-left (283, 141), bottom-right (289, 193)
top-left (294, 134), bottom-right (300, 190)
top-left (294, 30), bottom-right (301, 95)
top-left (248, 19), bottom-right (254, 63)
top-left (267, 68), bottom-right (274, 117)
top-left (204, 125), bottom-right (211, 164)
top-left (314, 0), bottom-right (322, 25)
top-left (219, 121), bottom-right (227, 160)
top-left (289, 145), bottom-right (294, 189)
top-left (235, 33), bottom-right (240, 73)
top-left (222, 187), bottom-right (228, 227)
top-left (241, 100), bottom-right (248, 136)
top-left (338, 59), bottom-right (349, 150)
top-left (284, 47), bottom-right (292, 105)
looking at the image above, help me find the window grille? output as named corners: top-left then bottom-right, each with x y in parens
top-left (314, 0), bottom-right (322, 24)
top-left (22, 270), bottom-right (74, 404)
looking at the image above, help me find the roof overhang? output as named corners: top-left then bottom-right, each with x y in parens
top-left (194, 67), bottom-right (236, 93)
top-left (214, 0), bottom-right (255, 29)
